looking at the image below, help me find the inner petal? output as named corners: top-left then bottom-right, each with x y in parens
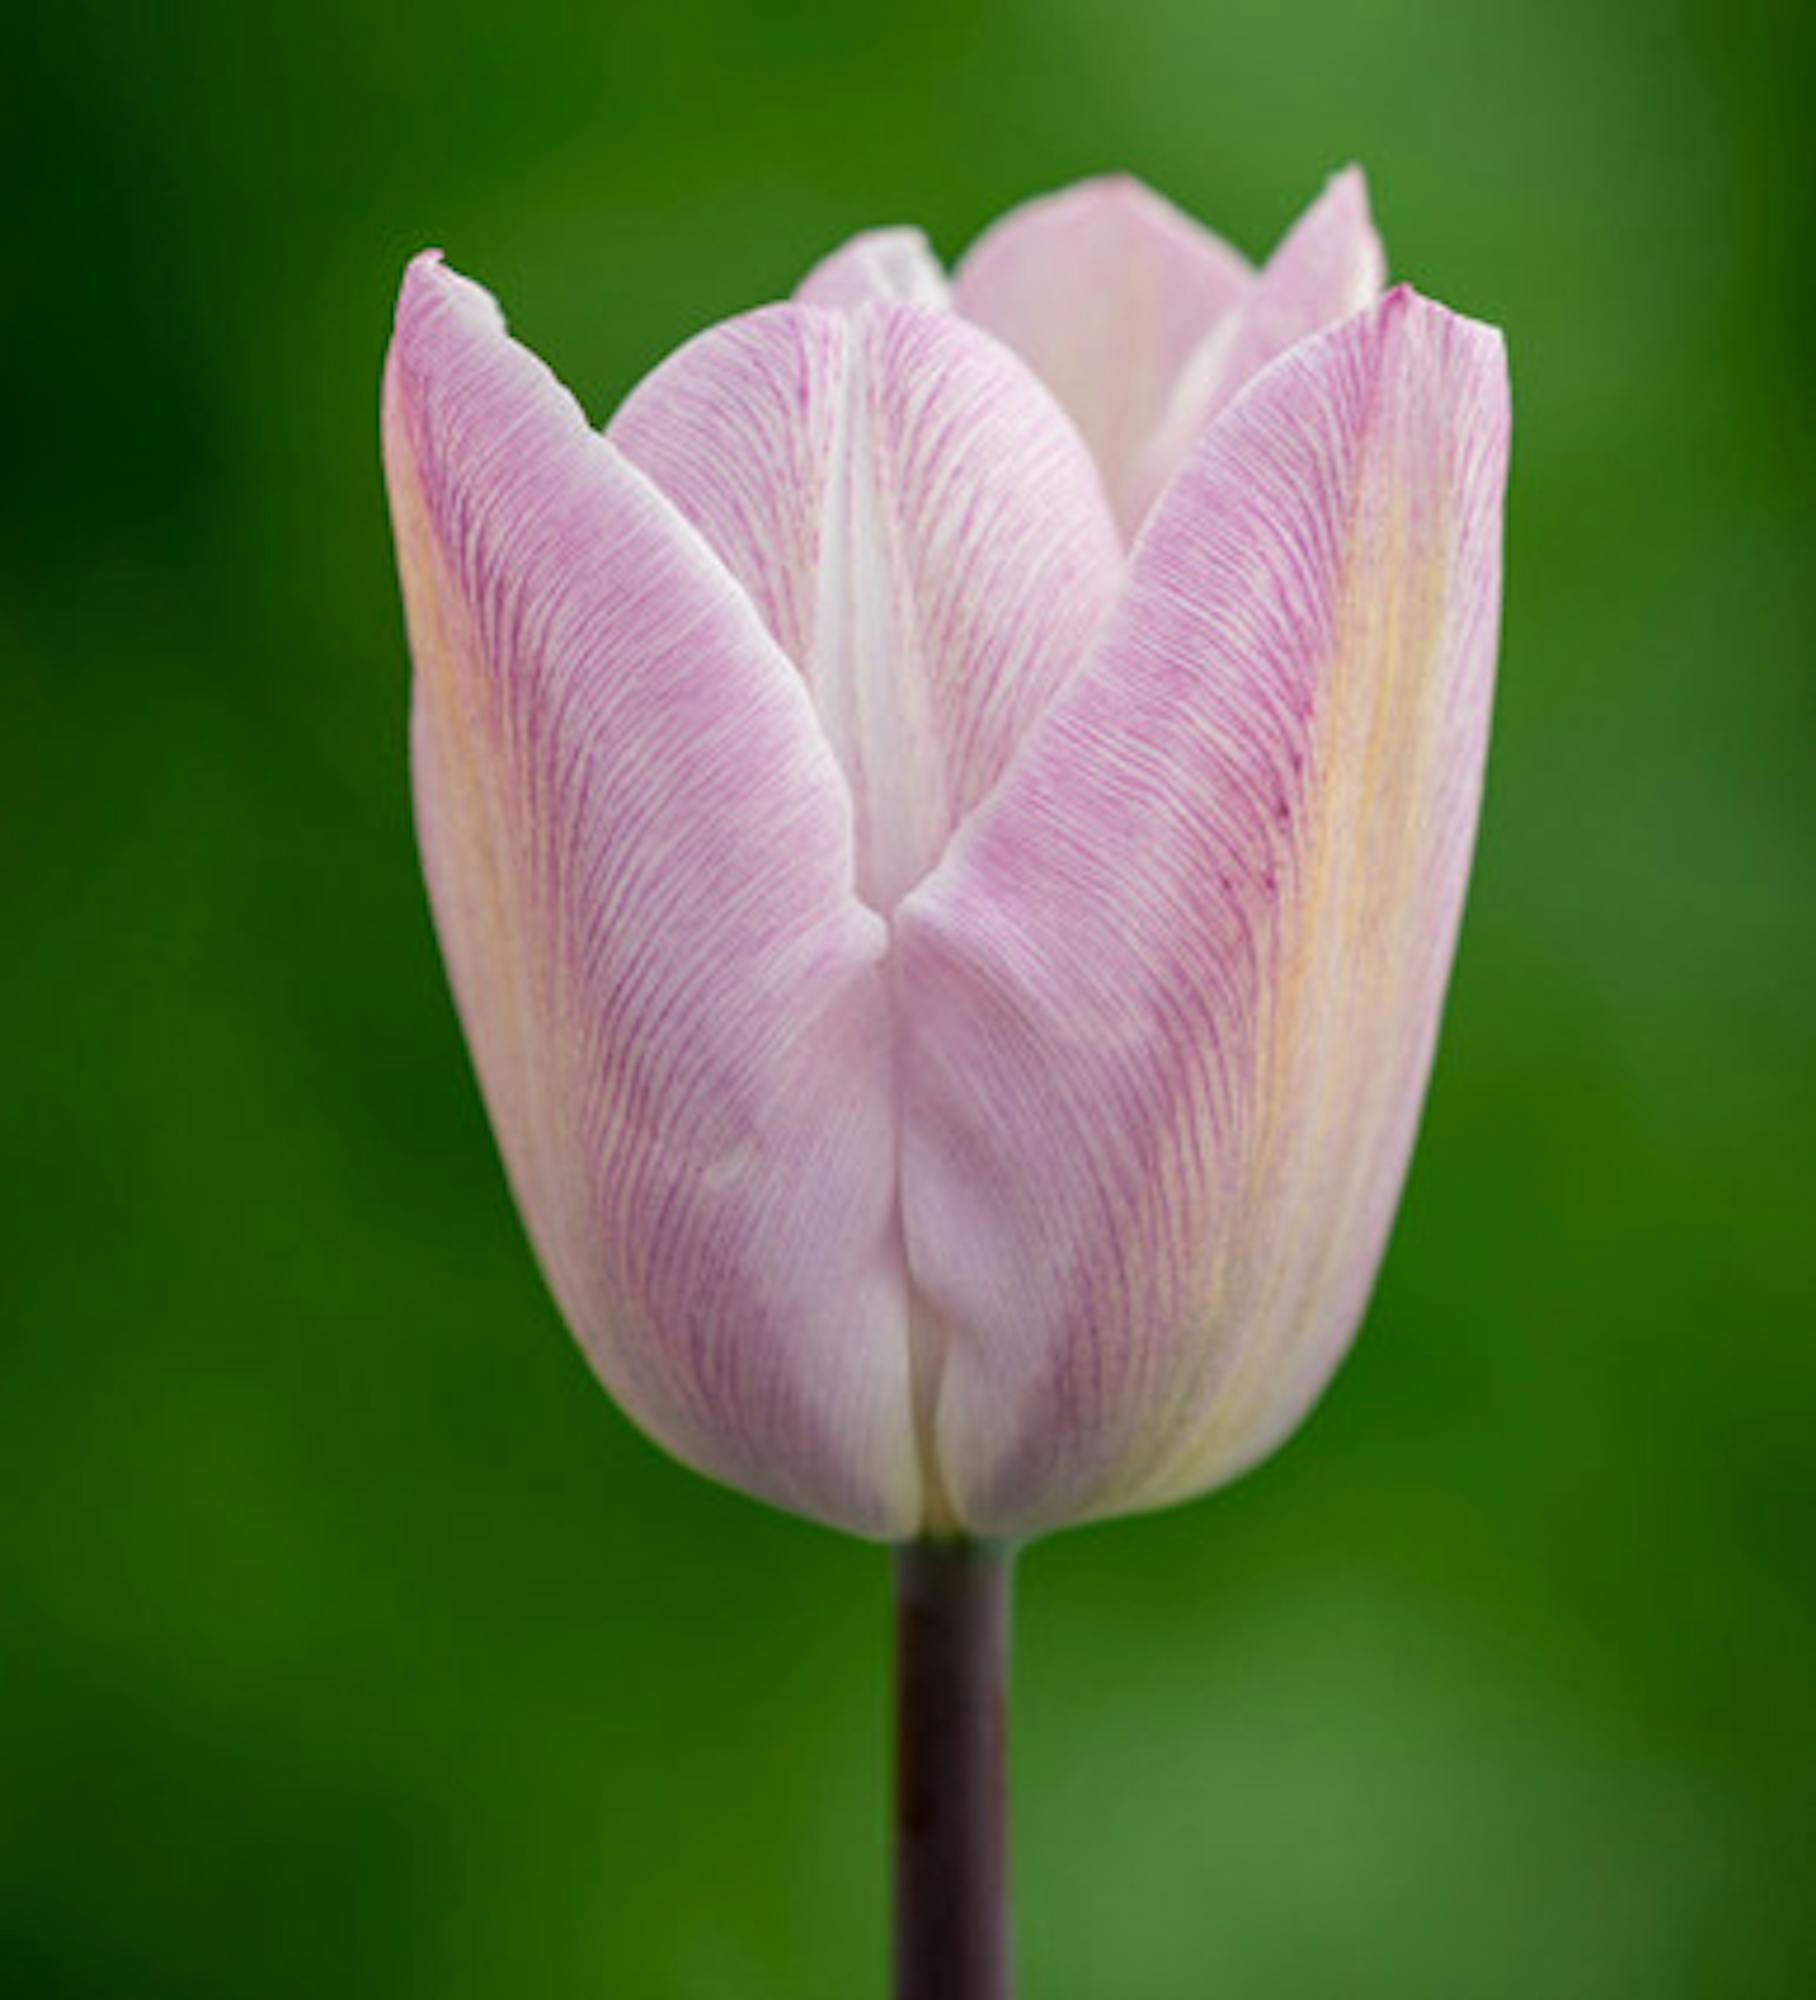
top-left (951, 176), bottom-right (1252, 536)
top-left (796, 226), bottom-right (952, 312)
top-left (1121, 168), bottom-right (1387, 531)
top-left (608, 301), bottom-right (1125, 911)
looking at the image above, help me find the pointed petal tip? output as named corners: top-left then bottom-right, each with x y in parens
top-left (391, 249), bottom-right (509, 367)
top-left (1350, 288), bottom-right (1510, 456)
top-left (1285, 166), bottom-right (1388, 301)
top-left (1379, 282), bottom-right (1510, 372)
top-left (1324, 166), bottom-right (1379, 255)
top-left (1376, 280), bottom-right (1424, 329)
top-left (396, 246), bottom-right (451, 307)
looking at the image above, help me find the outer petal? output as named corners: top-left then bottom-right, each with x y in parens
top-left (609, 302), bottom-right (1123, 912)
top-left (384, 254), bottom-right (917, 1537)
top-left (897, 288), bottom-right (1509, 1536)
top-left (1126, 168), bottom-right (1387, 530)
top-left (952, 175), bottom-right (1252, 533)
top-left (795, 226), bottom-right (951, 311)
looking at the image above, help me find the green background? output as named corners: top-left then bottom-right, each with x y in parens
top-left (4, 0), bottom-right (1811, 1993)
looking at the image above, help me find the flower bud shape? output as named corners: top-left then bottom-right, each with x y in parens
top-left (383, 170), bottom-right (1509, 1540)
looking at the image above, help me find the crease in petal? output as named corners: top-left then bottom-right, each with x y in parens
top-left (384, 252), bottom-right (920, 1537)
top-left (609, 300), bottom-right (1124, 913)
top-left (795, 226), bottom-right (952, 311)
top-left (896, 285), bottom-right (1509, 1537)
top-left (1126, 167), bottom-right (1388, 531)
top-left (952, 174), bottom-right (1253, 533)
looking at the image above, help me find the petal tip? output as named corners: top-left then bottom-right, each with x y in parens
top-left (394, 249), bottom-right (506, 348)
top-left (1326, 162), bottom-right (1373, 208)
top-left (1382, 281), bottom-right (1508, 358)
top-left (1281, 167), bottom-right (1387, 304)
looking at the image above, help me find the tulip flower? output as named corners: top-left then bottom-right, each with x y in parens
top-left (384, 167), bottom-right (1508, 1999)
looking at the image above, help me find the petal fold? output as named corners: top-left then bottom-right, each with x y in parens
top-left (896, 287), bottom-right (1509, 1536)
top-left (384, 254), bottom-right (918, 1536)
top-left (952, 175), bottom-right (1252, 533)
top-left (609, 301), bottom-right (1124, 911)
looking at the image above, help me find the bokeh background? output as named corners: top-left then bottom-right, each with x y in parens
top-left (4, 0), bottom-right (1811, 1993)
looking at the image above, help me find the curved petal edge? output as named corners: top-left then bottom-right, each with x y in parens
top-left (608, 298), bottom-right (1124, 913)
top-left (795, 226), bottom-right (952, 311)
top-left (384, 253), bottom-right (920, 1537)
top-left (952, 174), bottom-right (1253, 532)
top-left (1126, 166), bottom-right (1388, 532)
top-left (897, 285), bottom-right (1510, 1537)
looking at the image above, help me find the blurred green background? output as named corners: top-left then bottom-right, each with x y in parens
top-left (3, 0), bottom-right (1811, 1993)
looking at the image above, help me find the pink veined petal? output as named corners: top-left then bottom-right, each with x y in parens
top-left (795, 226), bottom-right (952, 311)
top-left (1126, 167), bottom-right (1388, 531)
top-left (952, 175), bottom-right (1252, 535)
top-left (609, 300), bottom-right (1124, 913)
top-left (384, 253), bottom-right (918, 1538)
top-left (896, 287), bottom-right (1510, 1537)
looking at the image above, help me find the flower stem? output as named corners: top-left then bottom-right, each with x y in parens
top-left (892, 1537), bottom-right (1015, 2000)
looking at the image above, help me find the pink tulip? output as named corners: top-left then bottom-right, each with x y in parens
top-left (383, 169), bottom-right (1509, 1548)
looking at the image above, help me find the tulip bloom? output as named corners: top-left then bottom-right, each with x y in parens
top-left (386, 167), bottom-right (1507, 1997)
top-left (384, 169), bottom-right (1507, 1550)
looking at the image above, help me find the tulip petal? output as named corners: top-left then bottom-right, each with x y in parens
top-left (897, 288), bottom-right (1509, 1536)
top-left (795, 226), bottom-right (952, 311)
top-left (1126, 168), bottom-right (1388, 529)
top-left (952, 175), bottom-right (1252, 533)
top-left (609, 302), bottom-right (1124, 911)
top-left (384, 254), bottom-right (918, 1537)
